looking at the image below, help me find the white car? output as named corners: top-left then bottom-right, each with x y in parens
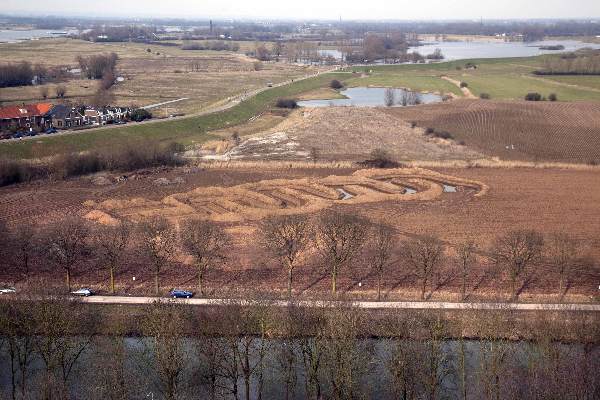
top-left (0, 287), bottom-right (16, 294)
top-left (71, 288), bottom-right (95, 297)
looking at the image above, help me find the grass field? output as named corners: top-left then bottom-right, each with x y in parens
top-left (0, 72), bottom-right (348, 159)
top-left (346, 56), bottom-right (600, 101)
top-left (0, 38), bottom-right (312, 115)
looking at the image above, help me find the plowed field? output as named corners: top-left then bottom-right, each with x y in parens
top-left (387, 100), bottom-right (600, 163)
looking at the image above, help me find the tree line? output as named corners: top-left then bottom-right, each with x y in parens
top-left (0, 298), bottom-right (598, 400)
top-left (0, 210), bottom-right (592, 301)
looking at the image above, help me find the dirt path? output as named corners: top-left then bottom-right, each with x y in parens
top-left (523, 74), bottom-right (600, 93)
top-left (79, 296), bottom-right (600, 311)
top-left (441, 76), bottom-right (477, 98)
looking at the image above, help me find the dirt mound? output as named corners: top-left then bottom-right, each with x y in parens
top-left (85, 168), bottom-right (487, 224)
top-left (387, 100), bottom-right (600, 163)
top-left (224, 107), bottom-right (484, 162)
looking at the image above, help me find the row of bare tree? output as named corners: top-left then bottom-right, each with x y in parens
top-left (0, 211), bottom-right (589, 300)
top-left (0, 298), bottom-right (598, 400)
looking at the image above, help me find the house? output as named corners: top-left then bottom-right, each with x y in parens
top-left (45, 104), bottom-right (85, 129)
top-left (0, 103), bottom-right (53, 133)
top-left (84, 107), bottom-right (130, 125)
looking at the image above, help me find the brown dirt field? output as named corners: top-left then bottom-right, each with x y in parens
top-left (0, 38), bottom-right (313, 114)
top-left (1, 166), bottom-right (599, 302)
top-left (386, 99), bottom-right (600, 164)
top-left (225, 107), bottom-right (486, 162)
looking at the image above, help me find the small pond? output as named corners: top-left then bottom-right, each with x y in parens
top-left (297, 87), bottom-right (442, 108)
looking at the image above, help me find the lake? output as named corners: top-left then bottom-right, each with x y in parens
top-left (410, 39), bottom-right (600, 60)
top-left (297, 87), bottom-right (442, 108)
top-left (0, 29), bottom-right (75, 43)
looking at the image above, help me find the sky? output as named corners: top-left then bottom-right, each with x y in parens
top-left (3, 0), bottom-right (600, 21)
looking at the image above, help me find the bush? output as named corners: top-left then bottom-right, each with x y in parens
top-left (460, 82), bottom-right (468, 88)
top-left (525, 92), bottom-right (543, 101)
top-left (0, 158), bottom-right (30, 186)
top-left (130, 108), bottom-right (152, 122)
top-left (0, 62), bottom-right (34, 88)
top-left (548, 93), bottom-right (558, 102)
top-left (360, 148), bottom-right (401, 168)
top-left (425, 127), bottom-right (435, 135)
top-left (330, 79), bottom-right (343, 89)
top-left (424, 128), bottom-right (453, 140)
top-left (275, 98), bottom-right (298, 109)
top-left (479, 93), bottom-right (491, 100)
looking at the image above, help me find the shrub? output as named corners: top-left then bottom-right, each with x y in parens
top-left (409, 121), bottom-right (417, 128)
top-left (548, 93), bottom-right (558, 102)
top-left (460, 82), bottom-right (468, 88)
top-left (330, 79), bottom-right (343, 89)
top-left (424, 128), bottom-right (453, 140)
top-left (0, 158), bottom-right (29, 186)
top-left (525, 92), bottom-right (543, 101)
top-left (360, 148), bottom-right (401, 168)
top-left (0, 62), bottom-right (34, 88)
top-left (425, 127), bottom-right (435, 135)
top-left (479, 93), bottom-right (491, 100)
top-left (275, 98), bottom-right (298, 109)
top-left (130, 108), bottom-right (152, 122)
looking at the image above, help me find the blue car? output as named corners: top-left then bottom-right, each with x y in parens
top-left (170, 289), bottom-right (193, 299)
top-left (45, 128), bottom-right (58, 134)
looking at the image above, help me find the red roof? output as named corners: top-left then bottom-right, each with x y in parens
top-left (0, 103), bottom-right (53, 120)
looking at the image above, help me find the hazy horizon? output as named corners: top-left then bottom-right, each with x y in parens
top-left (2, 0), bottom-right (600, 21)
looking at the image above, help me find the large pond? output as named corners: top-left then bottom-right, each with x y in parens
top-left (409, 39), bottom-right (600, 61)
top-left (319, 40), bottom-right (600, 62)
top-left (0, 337), bottom-right (596, 399)
top-left (297, 87), bottom-right (442, 107)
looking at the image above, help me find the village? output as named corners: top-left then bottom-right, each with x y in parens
top-left (0, 102), bottom-right (136, 140)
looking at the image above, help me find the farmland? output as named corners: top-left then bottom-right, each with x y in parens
top-left (386, 99), bottom-right (600, 163)
top-left (0, 38), bottom-right (312, 115)
top-left (1, 164), bottom-right (599, 302)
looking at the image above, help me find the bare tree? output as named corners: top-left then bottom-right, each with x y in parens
top-left (32, 298), bottom-right (96, 399)
top-left (260, 215), bottom-right (311, 297)
top-left (456, 240), bottom-right (477, 300)
top-left (139, 217), bottom-right (177, 296)
top-left (55, 85), bottom-right (67, 99)
top-left (44, 217), bottom-right (90, 292)
top-left (39, 86), bottom-right (49, 99)
top-left (139, 301), bottom-right (189, 400)
top-left (10, 222), bottom-right (37, 280)
top-left (384, 88), bottom-right (395, 107)
top-left (402, 235), bottom-right (444, 300)
top-left (309, 147), bottom-right (319, 164)
top-left (94, 222), bottom-right (131, 294)
top-left (491, 230), bottom-right (544, 300)
top-left (368, 223), bottom-right (395, 301)
top-left (0, 301), bottom-right (36, 400)
top-left (180, 218), bottom-right (229, 295)
top-left (316, 211), bottom-right (367, 295)
top-left (547, 232), bottom-right (578, 297)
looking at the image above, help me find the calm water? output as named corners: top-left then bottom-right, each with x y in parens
top-left (297, 87), bottom-right (442, 107)
top-left (409, 39), bottom-right (600, 61)
top-left (0, 29), bottom-right (75, 43)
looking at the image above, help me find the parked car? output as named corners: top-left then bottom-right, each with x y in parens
top-left (45, 128), bottom-right (58, 134)
top-left (0, 287), bottom-right (16, 295)
top-left (71, 288), bottom-right (95, 297)
top-left (170, 289), bottom-right (193, 299)
top-left (266, 82), bottom-right (273, 87)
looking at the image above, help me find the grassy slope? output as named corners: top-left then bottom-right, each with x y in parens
top-left (347, 56), bottom-right (600, 101)
top-left (0, 73), bottom-right (347, 160)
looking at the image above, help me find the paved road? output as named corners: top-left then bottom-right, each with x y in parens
top-left (80, 296), bottom-right (600, 311)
